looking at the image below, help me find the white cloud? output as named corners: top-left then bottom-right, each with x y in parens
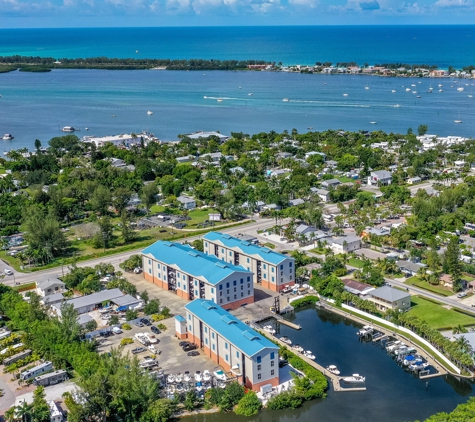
top-left (434, 0), bottom-right (471, 7)
top-left (288, 0), bottom-right (319, 8)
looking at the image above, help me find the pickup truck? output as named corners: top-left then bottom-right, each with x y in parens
top-left (131, 347), bottom-right (146, 354)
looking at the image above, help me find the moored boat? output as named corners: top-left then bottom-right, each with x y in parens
top-left (343, 374), bottom-right (366, 384)
top-left (279, 336), bottom-right (292, 345)
top-left (326, 365), bottom-right (340, 375)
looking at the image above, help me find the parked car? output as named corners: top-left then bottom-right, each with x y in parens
top-left (4, 269), bottom-right (13, 276)
top-left (151, 326), bottom-right (160, 334)
top-left (179, 341), bottom-right (190, 347)
top-left (131, 347), bottom-right (147, 354)
top-left (141, 318), bottom-right (152, 326)
top-left (133, 267), bottom-right (142, 274)
top-left (183, 344), bottom-right (198, 352)
top-left (457, 292), bottom-right (467, 298)
top-left (112, 327), bottom-right (122, 334)
top-left (187, 351), bottom-right (200, 356)
top-left (135, 321), bottom-right (144, 328)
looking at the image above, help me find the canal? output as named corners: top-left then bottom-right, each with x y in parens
top-left (190, 306), bottom-right (474, 422)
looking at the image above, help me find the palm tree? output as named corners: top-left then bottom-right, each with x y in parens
top-left (452, 324), bottom-right (468, 335)
top-left (16, 400), bottom-right (33, 422)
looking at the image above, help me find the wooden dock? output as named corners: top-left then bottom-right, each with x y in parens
top-left (260, 332), bottom-right (366, 393)
top-left (254, 314), bottom-right (302, 330)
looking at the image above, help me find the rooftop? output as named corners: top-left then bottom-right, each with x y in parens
top-left (36, 276), bottom-right (65, 290)
top-left (62, 288), bottom-right (124, 311)
top-left (203, 232), bottom-right (292, 265)
top-left (369, 286), bottom-right (411, 302)
top-left (142, 241), bottom-right (252, 285)
top-left (185, 299), bottom-right (278, 357)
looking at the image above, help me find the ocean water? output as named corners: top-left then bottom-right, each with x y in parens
top-left (0, 69), bottom-right (473, 150)
top-left (1, 26), bottom-right (475, 67)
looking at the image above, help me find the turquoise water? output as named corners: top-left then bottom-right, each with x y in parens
top-left (0, 69), bottom-right (473, 150)
top-left (1, 26), bottom-right (475, 67)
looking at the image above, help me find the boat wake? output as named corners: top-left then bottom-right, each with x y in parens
top-left (203, 96), bottom-right (249, 101)
top-left (287, 100), bottom-right (370, 108)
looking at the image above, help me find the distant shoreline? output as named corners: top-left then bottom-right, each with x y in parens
top-left (0, 56), bottom-right (474, 78)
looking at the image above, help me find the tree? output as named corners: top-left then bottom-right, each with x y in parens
top-left (183, 390), bottom-right (198, 411)
top-left (235, 391), bottom-right (262, 416)
top-left (93, 215), bottom-right (113, 250)
top-left (113, 187), bottom-right (132, 214)
top-left (140, 399), bottom-right (174, 422)
top-left (16, 400), bottom-right (33, 422)
top-left (109, 315), bottom-right (119, 326)
top-left (453, 324), bottom-right (468, 335)
top-left (417, 124), bottom-right (428, 136)
top-left (31, 386), bottom-right (51, 422)
top-left (140, 290), bottom-right (150, 304)
top-left (126, 309), bottom-right (138, 321)
top-left (90, 185), bottom-right (112, 214)
top-left (120, 210), bottom-right (136, 243)
top-left (84, 320), bottom-right (98, 333)
top-left (192, 239), bottom-right (204, 252)
top-left (443, 237), bottom-right (463, 284)
top-left (144, 299), bottom-right (160, 315)
top-left (140, 182), bottom-right (158, 210)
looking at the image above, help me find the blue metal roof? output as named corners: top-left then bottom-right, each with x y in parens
top-left (175, 315), bottom-right (186, 322)
top-left (142, 241), bottom-right (251, 285)
top-left (185, 299), bottom-right (278, 357)
top-left (203, 232), bottom-right (293, 265)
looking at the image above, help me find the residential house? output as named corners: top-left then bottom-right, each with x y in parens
top-left (276, 152), bottom-right (293, 160)
top-left (315, 188), bottom-right (331, 202)
top-left (365, 286), bottom-right (411, 311)
top-left (368, 170), bottom-right (392, 186)
top-left (176, 155), bottom-right (194, 163)
top-left (289, 198), bottom-right (305, 207)
top-left (321, 179), bottom-right (341, 189)
top-left (48, 401), bottom-right (64, 422)
top-left (395, 260), bottom-right (426, 277)
top-left (177, 195), bottom-right (196, 210)
top-left (342, 279), bottom-right (375, 296)
top-left (142, 241), bottom-right (254, 310)
top-left (186, 131), bottom-right (229, 143)
top-left (329, 235), bottom-right (361, 253)
top-left (407, 177), bottom-right (422, 185)
top-left (183, 299), bottom-right (279, 391)
top-left (36, 277), bottom-right (66, 297)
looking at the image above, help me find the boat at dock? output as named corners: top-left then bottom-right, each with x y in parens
top-left (410, 362), bottom-right (430, 371)
top-left (386, 341), bottom-right (404, 352)
top-left (292, 344), bottom-right (304, 353)
top-left (279, 336), bottom-right (292, 345)
top-left (303, 350), bottom-right (315, 360)
top-left (263, 325), bottom-right (276, 334)
top-left (403, 355), bottom-right (423, 366)
top-left (326, 365), bottom-right (340, 375)
top-left (357, 325), bottom-right (374, 337)
top-left (343, 374), bottom-right (366, 384)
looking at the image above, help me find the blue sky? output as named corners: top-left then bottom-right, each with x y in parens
top-left (1, 0), bottom-right (474, 27)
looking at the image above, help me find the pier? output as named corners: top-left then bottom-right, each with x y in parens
top-left (254, 315), bottom-right (302, 330)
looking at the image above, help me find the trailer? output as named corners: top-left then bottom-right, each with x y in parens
top-left (20, 361), bottom-right (53, 381)
top-left (34, 369), bottom-right (68, 387)
top-left (3, 349), bottom-right (31, 366)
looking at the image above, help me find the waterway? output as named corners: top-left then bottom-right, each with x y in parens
top-left (0, 70), bottom-right (473, 152)
top-left (190, 307), bottom-right (475, 422)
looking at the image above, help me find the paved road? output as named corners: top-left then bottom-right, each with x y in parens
top-left (3, 218), bottom-right (276, 287)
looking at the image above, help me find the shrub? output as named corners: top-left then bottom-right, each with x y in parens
top-left (120, 338), bottom-right (133, 346)
top-left (267, 390), bottom-right (303, 410)
top-left (235, 391), bottom-right (262, 416)
top-left (157, 323), bottom-right (167, 331)
top-left (291, 295), bottom-right (319, 308)
top-left (125, 309), bottom-right (138, 321)
top-left (122, 323), bottom-right (132, 330)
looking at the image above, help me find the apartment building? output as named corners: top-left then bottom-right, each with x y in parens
top-left (142, 241), bottom-right (254, 310)
top-left (183, 299), bottom-right (279, 391)
top-left (203, 232), bottom-right (295, 292)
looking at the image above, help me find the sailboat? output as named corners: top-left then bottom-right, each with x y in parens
top-left (468, 87), bottom-right (473, 98)
top-left (454, 112), bottom-right (462, 124)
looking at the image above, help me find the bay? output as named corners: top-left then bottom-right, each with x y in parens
top-left (190, 307), bottom-right (474, 422)
top-left (0, 69), bottom-right (473, 151)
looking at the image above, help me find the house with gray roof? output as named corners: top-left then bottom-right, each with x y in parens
top-left (368, 170), bottom-right (392, 186)
top-left (321, 179), bottom-right (341, 189)
top-left (330, 234), bottom-right (361, 253)
top-left (364, 286), bottom-right (411, 311)
top-left (289, 198), bottom-right (305, 207)
top-left (36, 277), bottom-right (66, 297)
top-left (177, 195), bottom-right (196, 210)
top-left (52, 288), bottom-right (126, 316)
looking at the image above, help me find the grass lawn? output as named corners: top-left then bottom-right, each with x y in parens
top-left (263, 242), bottom-right (276, 250)
top-left (405, 276), bottom-right (453, 297)
top-left (348, 258), bottom-right (365, 268)
top-left (186, 208), bottom-right (228, 229)
top-left (408, 296), bottom-right (475, 330)
top-left (337, 176), bottom-right (355, 183)
top-left (462, 275), bottom-right (475, 282)
top-left (310, 248), bottom-right (327, 255)
top-left (149, 205), bottom-right (181, 215)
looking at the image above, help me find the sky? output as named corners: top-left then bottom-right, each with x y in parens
top-left (1, 0), bottom-right (475, 27)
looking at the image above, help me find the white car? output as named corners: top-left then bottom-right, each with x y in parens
top-left (133, 267), bottom-right (142, 274)
top-left (112, 327), bottom-right (122, 334)
top-left (4, 269), bottom-right (13, 276)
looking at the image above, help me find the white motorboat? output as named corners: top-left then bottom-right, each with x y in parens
top-left (405, 88), bottom-right (411, 92)
top-left (195, 382), bottom-right (203, 392)
top-left (282, 98), bottom-right (289, 102)
top-left (175, 373), bottom-right (183, 382)
top-left (303, 350), bottom-right (315, 360)
top-left (391, 89), bottom-right (396, 93)
top-left (394, 104), bottom-right (401, 108)
top-left (457, 87), bottom-right (464, 92)
top-left (343, 374), bottom-right (366, 384)
top-left (2, 134), bottom-right (14, 140)
top-left (248, 93), bottom-right (253, 96)
top-left (343, 93), bottom-right (348, 97)
top-left (202, 370), bottom-right (211, 382)
top-left (438, 84), bottom-right (443, 87)
top-left (357, 325), bottom-right (374, 337)
top-left (194, 371), bottom-right (202, 382)
top-left (217, 98), bottom-right (223, 102)
top-left (439, 89), bottom-right (444, 92)
top-left (410, 362), bottom-right (430, 371)
top-left (167, 374), bottom-right (175, 383)
top-left (176, 383), bottom-right (184, 393)
top-left (454, 119), bottom-right (462, 124)
top-left (147, 110), bottom-right (153, 115)
top-left (411, 84), bottom-right (416, 87)
top-left (263, 325), bottom-right (276, 334)
top-left (292, 344), bottom-right (304, 353)
top-left (364, 86), bottom-right (370, 90)
top-left (386, 341), bottom-right (403, 352)
top-left (403, 355), bottom-right (422, 366)
top-left (184, 372), bottom-right (191, 382)
top-left (279, 336), bottom-right (292, 345)
top-left (412, 91), bottom-right (417, 94)
top-left (326, 365), bottom-right (340, 375)
top-left (369, 121), bottom-right (377, 125)
top-left (61, 126), bottom-right (77, 132)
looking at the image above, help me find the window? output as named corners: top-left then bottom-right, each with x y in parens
top-left (247, 258), bottom-right (250, 263)
top-left (211, 287), bottom-right (214, 294)
top-left (157, 272), bottom-right (161, 278)
top-left (205, 327), bottom-right (208, 333)
top-left (225, 342), bottom-right (228, 349)
top-left (272, 267), bottom-right (274, 273)
top-left (184, 285), bottom-right (187, 291)
top-left (272, 277), bottom-right (275, 282)
top-left (258, 374), bottom-right (262, 380)
top-left (257, 364), bottom-right (261, 371)
top-left (240, 279), bottom-right (243, 284)
top-left (183, 275), bottom-right (186, 280)
top-left (177, 272), bottom-right (180, 278)
top-left (248, 290), bottom-right (250, 295)
top-left (247, 283), bottom-right (250, 288)
top-left (234, 287), bottom-right (236, 292)
top-left (220, 291), bottom-right (222, 297)
top-left (225, 354), bottom-right (229, 362)
top-left (280, 264), bottom-right (283, 270)
top-left (212, 344), bottom-right (215, 351)
top-left (257, 356), bottom-right (261, 363)
top-left (189, 325), bottom-right (192, 331)
top-left (221, 248), bottom-right (224, 253)
top-left (164, 275), bottom-right (166, 281)
top-left (263, 264), bottom-right (267, 269)
top-left (195, 290), bottom-right (198, 296)
top-left (163, 265), bottom-right (166, 271)
top-left (227, 297), bottom-right (230, 301)
top-left (188, 314), bottom-right (191, 320)
top-left (264, 274), bottom-right (267, 279)
top-left (148, 259), bottom-right (151, 265)
top-left (270, 352), bottom-right (275, 359)
top-left (247, 276), bottom-right (251, 281)
top-left (234, 294), bottom-right (237, 299)
top-left (219, 285), bottom-right (223, 290)
top-left (229, 251), bottom-right (232, 256)
top-left (148, 269), bottom-right (151, 274)
top-left (271, 370), bottom-right (275, 376)
top-left (236, 351), bottom-right (240, 358)
top-left (177, 282), bottom-right (181, 288)
top-left (233, 280), bottom-right (236, 286)
top-left (195, 280), bottom-right (198, 286)
top-left (241, 292), bottom-right (243, 297)
top-left (226, 282), bottom-right (230, 288)
top-left (289, 262), bottom-right (293, 267)
top-left (271, 360), bottom-right (275, 367)
top-left (241, 285), bottom-right (243, 290)
top-left (205, 242), bottom-right (208, 247)
top-left (205, 338), bottom-right (209, 345)
top-left (212, 332), bottom-right (215, 339)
